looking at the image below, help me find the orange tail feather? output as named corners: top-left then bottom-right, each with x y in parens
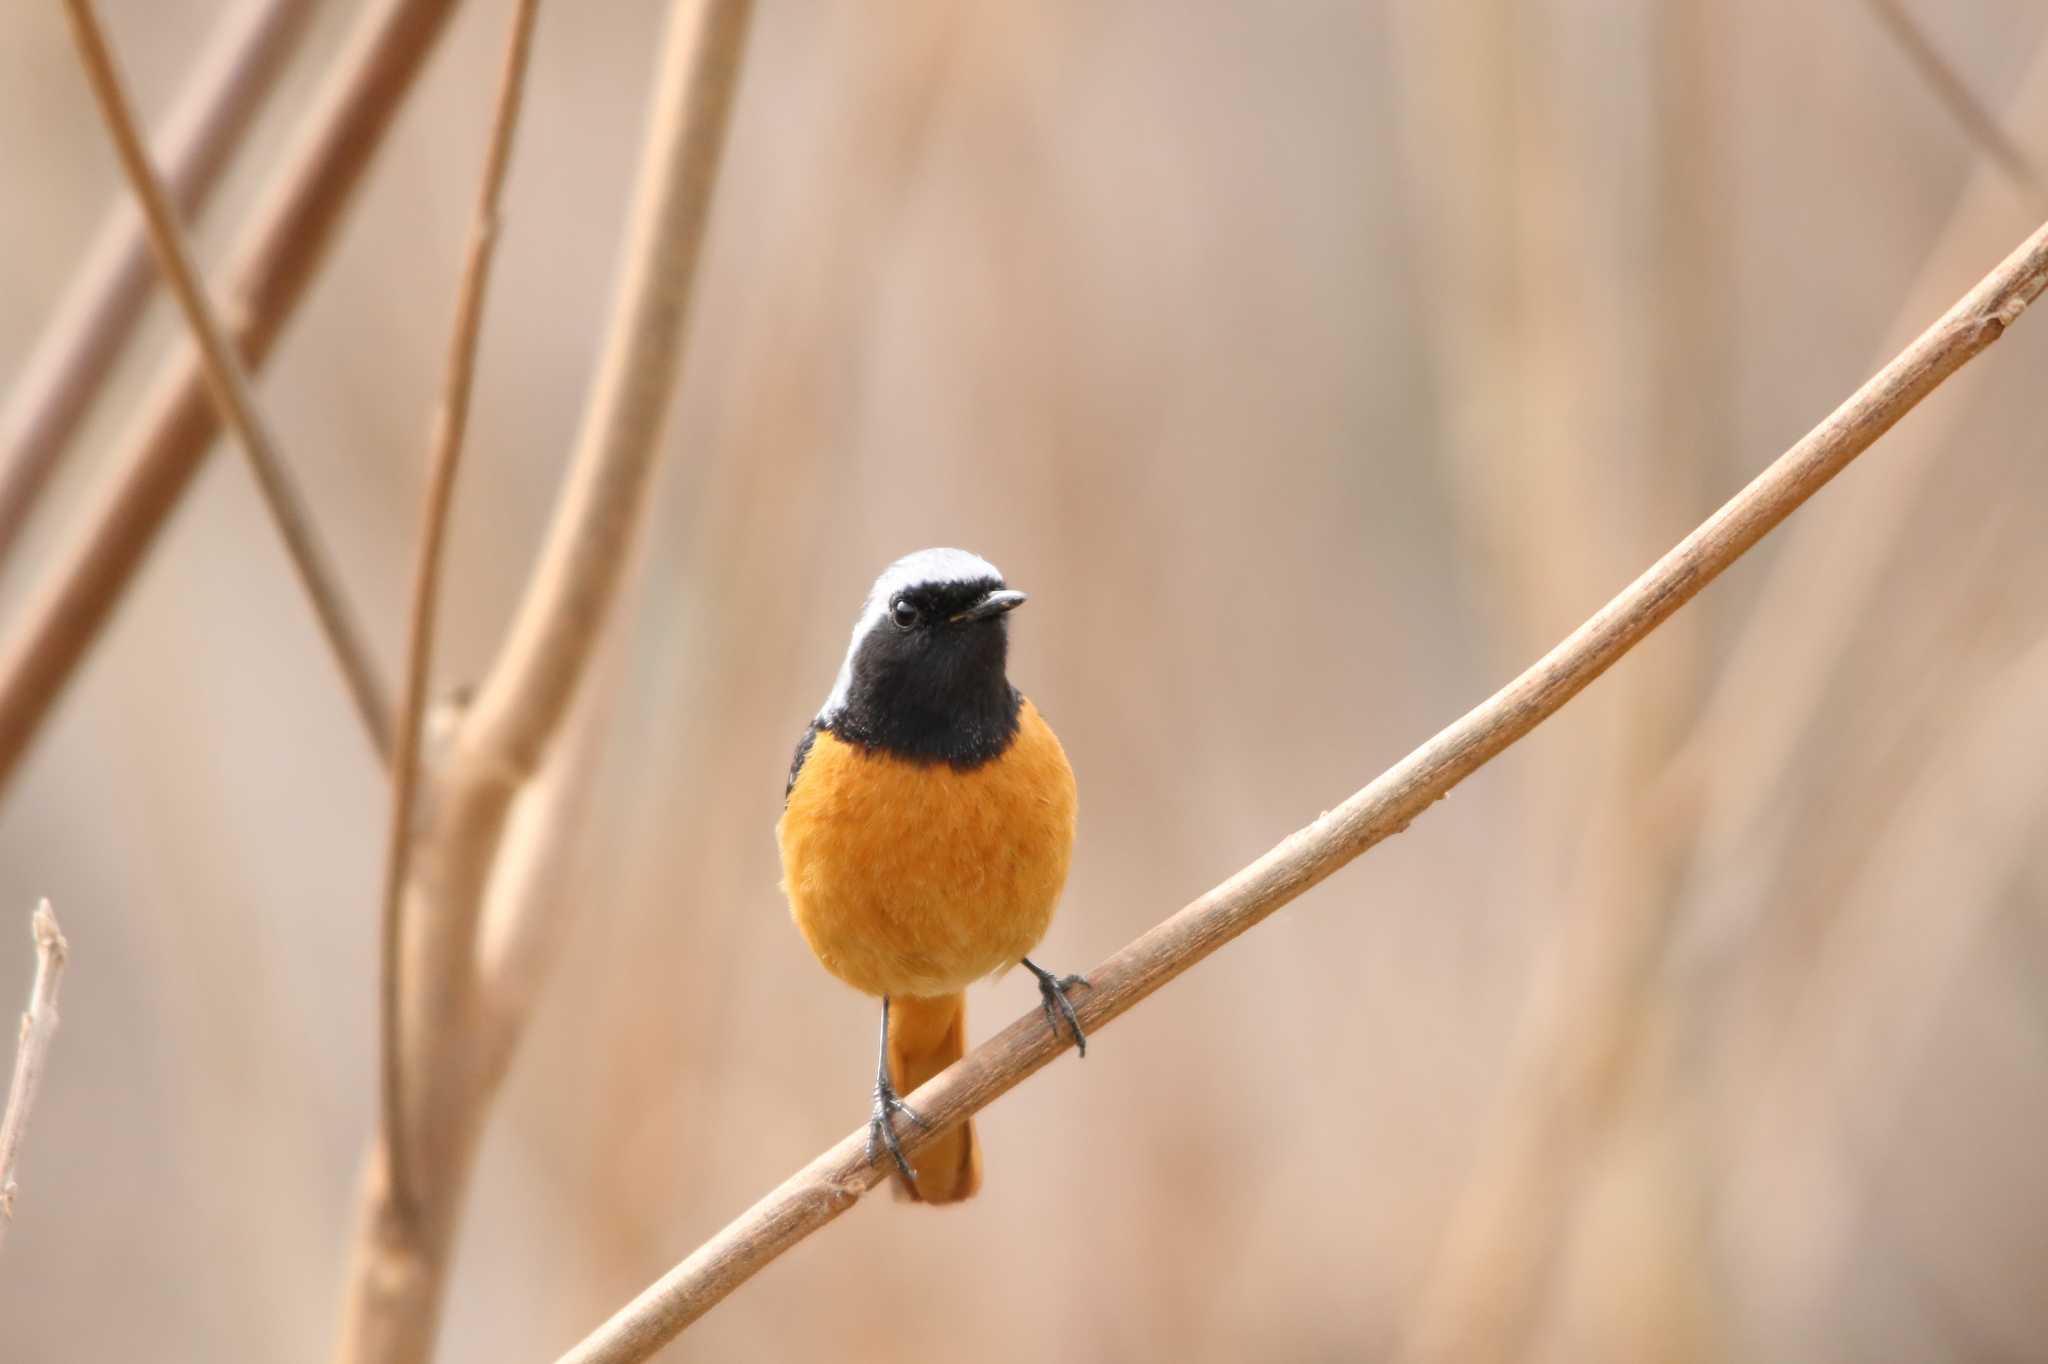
top-left (886, 992), bottom-right (980, 1204)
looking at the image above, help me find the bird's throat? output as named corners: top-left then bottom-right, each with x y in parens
top-left (827, 677), bottom-right (1022, 769)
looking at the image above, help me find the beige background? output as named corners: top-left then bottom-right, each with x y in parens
top-left (2, 1), bottom-right (2048, 1359)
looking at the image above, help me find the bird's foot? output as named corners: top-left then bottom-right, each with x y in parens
top-left (1021, 957), bottom-right (1090, 1058)
top-left (866, 1075), bottom-right (928, 1185)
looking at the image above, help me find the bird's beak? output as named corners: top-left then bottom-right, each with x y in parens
top-left (950, 589), bottom-right (1028, 623)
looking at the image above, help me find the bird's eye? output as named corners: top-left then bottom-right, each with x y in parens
top-left (890, 597), bottom-right (919, 629)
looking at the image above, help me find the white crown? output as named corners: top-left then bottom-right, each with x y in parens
top-left (817, 548), bottom-right (1005, 721)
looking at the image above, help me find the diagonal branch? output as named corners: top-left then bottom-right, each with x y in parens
top-left (0, 901), bottom-right (69, 1251)
top-left (552, 216), bottom-right (2048, 1364)
top-left (0, 0), bottom-right (467, 798)
top-left (60, 0), bottom-right (394, 765)
top-left (0, 0), bottom-right (317, 567)
top-left (376, 0), bottom-right (542, 1224)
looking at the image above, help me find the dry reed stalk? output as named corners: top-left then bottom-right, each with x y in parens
top-left (0, 0), bottom-right (468, 794)
top-left (0, 0), bottom-right (316, 565)
top-left (59, 0), bottom-right (392, 765)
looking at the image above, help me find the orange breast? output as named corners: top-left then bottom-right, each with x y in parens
top-left (778, 698), bottom-right (1077, 998)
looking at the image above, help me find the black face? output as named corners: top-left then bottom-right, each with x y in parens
top-left (826, 575), bottom-right (1023, 768)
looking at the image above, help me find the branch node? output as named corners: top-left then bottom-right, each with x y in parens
top-left (30, 902), bottom-right (67, 968)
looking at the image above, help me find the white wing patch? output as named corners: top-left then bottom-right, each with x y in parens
top-left (817, 548), bottom-right (1004, 722)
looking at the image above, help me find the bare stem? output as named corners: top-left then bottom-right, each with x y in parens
top-left (456, 0), bottom-right (750, 786)
top-left (0, 0), bottom-right (316, 566)
top-left (376, 0), bottom-right (543, 1227)
top-left (552, 217), bottom-right (2048, 1364)
top-left (60, 0), bottom-right (394, 766)
top-left (0, 901), bottom-right (70, 1250)
top-left (0, 0), bottom-right (466, 798)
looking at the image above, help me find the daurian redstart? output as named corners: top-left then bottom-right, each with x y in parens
top-left (778, 548), bottom-right (1084, 1203)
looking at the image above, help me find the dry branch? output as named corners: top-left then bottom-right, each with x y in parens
top-left (376, 0), bottom-right (542, 1223)
top-left (332, 3), bottom-right (753, 1359)
top-left (0, 901), bottom-right (69, 1250)
top-left (552, 217), bottom-right (2048, 1364)
top-left (0, 0), bottom-right (316, 565)
top-left (60, 0), bottom-right (393, 765)
top-left (0, 0), bottom-right (467, 796)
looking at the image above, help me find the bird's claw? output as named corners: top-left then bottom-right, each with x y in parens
top-left (1022, 958), bottom-right (1090, 1058)
top-left (867, 1079), bottom-right (927, 1185)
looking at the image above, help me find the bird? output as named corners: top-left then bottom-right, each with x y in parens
top-left (778, 547), bottom-right (1084, 1203)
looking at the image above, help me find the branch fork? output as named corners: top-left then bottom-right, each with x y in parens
top-left (334, 4), bottom-right (755, 1360)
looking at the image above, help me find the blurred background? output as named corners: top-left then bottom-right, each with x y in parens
top-left (3, 1), bottom-right (2048, 1359)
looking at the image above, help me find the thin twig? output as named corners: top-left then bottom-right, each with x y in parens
top-left (0, 0), bottom-right (316, 567)
top-left (1865, 0), bottom-right (2048, 210)
top-left (376, 0), bottom-right (543, 1226)
top-left (333, 4), bottom-right (753, 1359)
top-left (60, 0), bottom-right (394, 766)
top-left (552, 217), bottom-right (2048, 1364)
top-left (0, 901), bottom-right (69, 1250)
top-left (0, 0), bottom-right (466, 798)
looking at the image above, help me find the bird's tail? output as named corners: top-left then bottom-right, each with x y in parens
top-left (887, 991), bottom-right (980, 1204)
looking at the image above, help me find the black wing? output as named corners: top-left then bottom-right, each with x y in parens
top-left (784, 723), bottom-right (820, 804)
